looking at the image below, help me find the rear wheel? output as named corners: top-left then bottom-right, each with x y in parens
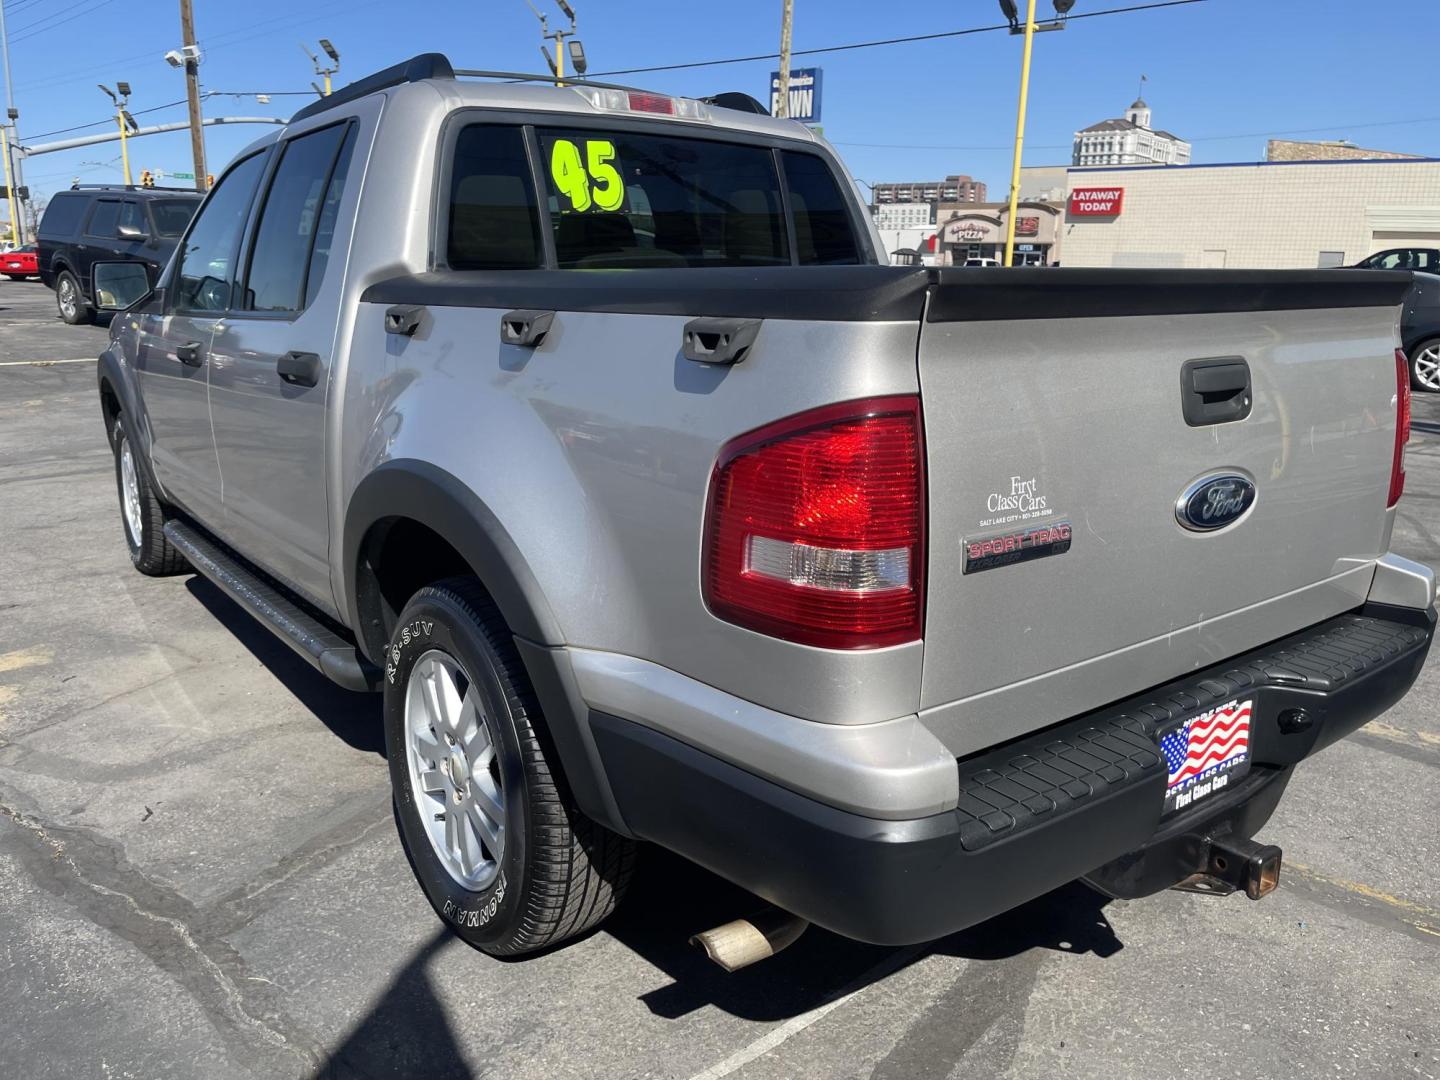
top-left (56, 270), bottom-right (93, 325)
top-left (1409, 339), bottom-right (1440, 393)
top-left (384, 579), bottom-right (636, 955)
top-left (112, 418), bottom-right (187, 575)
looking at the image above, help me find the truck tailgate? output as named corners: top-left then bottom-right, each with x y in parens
top-left (917, 269), bottom-right (1413, 756)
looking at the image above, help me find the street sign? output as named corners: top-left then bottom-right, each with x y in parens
top-left (171, 171), bottom-right (195, 180)
top-left (769, 67), bottom-right (823, 123)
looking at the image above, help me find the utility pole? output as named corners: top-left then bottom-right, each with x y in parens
top-left (179, 0), bottom-right (207, 192)
top-left (775, 0), bottom-right (794, 118)
top-left (0, 0), bottom-right (30, 242)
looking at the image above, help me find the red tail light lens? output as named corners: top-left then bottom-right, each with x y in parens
top-left (1390, 348), bottom-right (1410, 508)
top-left (702, 396), bottom-right (925, 649)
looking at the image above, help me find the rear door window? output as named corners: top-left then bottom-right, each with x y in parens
top-left (535, 128), bottom-right (789, 268)
top-left (118, 201), bottom-right (146, 236)
top-left (781, 151), bottom-right (862, 266)
top-left (239, 122), bottom-right (355, 313)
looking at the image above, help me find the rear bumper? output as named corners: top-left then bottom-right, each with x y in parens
top-left (592, 605), bottom-right (1433, 945)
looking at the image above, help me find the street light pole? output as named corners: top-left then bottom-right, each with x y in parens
top-left (1002, 0), bottom-right (1038, 268)
top-left (100, 84), bottom-right (135, 187)
top-left (0, 0), bottom-right (29, 242)
top-left (0, 122), bottom-right (17, 246)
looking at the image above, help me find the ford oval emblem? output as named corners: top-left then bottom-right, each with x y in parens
top-left (1176, 473), bottom-right (1256, 532)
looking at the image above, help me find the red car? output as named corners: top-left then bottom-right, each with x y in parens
top-left (3, 244), bottom-right (38, 281)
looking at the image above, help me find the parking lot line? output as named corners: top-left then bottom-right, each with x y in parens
top-left (0, 358), bottom-right (97, 367)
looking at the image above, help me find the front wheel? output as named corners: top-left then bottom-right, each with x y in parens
top-left (112, 418), bottom-right (187, 575)
top-left (56, 270), bottom-right (93, 325)
top-left (1410, 339), bottom-right (1440, 393)
top-left (384, 579), bottom-right (635, 956)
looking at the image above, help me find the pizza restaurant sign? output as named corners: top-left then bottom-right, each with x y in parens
top-left (1069, 187), bottom-right (1124, 216)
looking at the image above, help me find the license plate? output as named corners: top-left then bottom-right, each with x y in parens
top-left (1160, 697), bottom-right (1252, 814)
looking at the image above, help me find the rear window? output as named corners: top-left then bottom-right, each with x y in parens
top-left (537, 128), bottom-right (789, 269)
top-left (39, 193), bottom-right (88, 237)
top-left (149, 199), bottom-right (199, 237)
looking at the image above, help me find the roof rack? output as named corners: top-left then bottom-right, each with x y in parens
top-left (288, 51), bottom-right (776, 124)
top-left (452, 68), bottom-right (652, 94)
top-left (290, 52), bottom-right (455, 124)
top-left (66, 183), bottom-right (201, 194)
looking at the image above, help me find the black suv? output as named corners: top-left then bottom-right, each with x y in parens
top-left (37, 185), bottom-right (202, 324)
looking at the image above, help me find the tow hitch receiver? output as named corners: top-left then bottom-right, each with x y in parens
top-left (1173, 836), bottom-right (1282, 901)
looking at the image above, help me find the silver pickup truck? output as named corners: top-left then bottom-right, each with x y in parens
top-left (93, 54), bottom-right (1434, 962)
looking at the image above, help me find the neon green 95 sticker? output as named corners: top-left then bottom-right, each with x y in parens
top-left (549, 138), bottom-right (625, 213)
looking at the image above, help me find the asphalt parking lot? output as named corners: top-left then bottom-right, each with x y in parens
top-left (0, 273), bottom-right (1436, 1080)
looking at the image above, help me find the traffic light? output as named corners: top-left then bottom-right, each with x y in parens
top-left (205, 174), bottom-right (214, 189)
top-left (140, 169), bottom-right (154, 189)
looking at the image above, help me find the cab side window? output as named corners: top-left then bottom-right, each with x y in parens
top-left (175, 152), bottom-right (267, 313)
top-left (446, 125), bottom-right (543, 270)
top-left (780, 151), bottom-right (862, 266)
top-left (239, 122), bottom-right (357, 313)
top-left (85, 200), bottom-right (121, 238)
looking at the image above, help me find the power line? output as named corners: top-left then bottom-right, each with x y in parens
top-left (586, 0), bottom-right (1208, 78)
top-left (10, 0), bottom-right (119, 43)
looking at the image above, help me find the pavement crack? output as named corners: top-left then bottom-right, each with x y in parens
top-left (0, 794), bottom-right (324, 1077)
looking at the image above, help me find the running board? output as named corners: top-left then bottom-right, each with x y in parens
top-left (163, 521), bottom-right (382, 692)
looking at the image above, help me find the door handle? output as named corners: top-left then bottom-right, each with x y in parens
top-left (499, 309), bottom-right (555, 348)
top-left (175, 341), bottom-right (203, 367)
top-left (1180, 356), bottom-right (1252, 426)
top-left (277, 350), bottom-right (322, 388)
top-left (682, 317), bottom-right (762, 366)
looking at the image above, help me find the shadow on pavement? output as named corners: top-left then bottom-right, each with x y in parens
top-left (183, 575), bottom-right (385, 755)
top-left (314, 928), bottom-right (476, 1080)
top-left (609, 846), bottom-right (1121, 1022)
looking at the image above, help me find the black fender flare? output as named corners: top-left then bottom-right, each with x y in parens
top-left (97, 348), bottom-right (142, 446)
top-left (341, 459), bottom-right (562, 658)
top-left (341, 460), bottom-right (630, 834)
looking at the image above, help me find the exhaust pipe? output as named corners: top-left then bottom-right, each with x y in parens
top-left (1173, 836), bottom-right (1282, 901)
top-left (690, 908), bottom-right (810, 972)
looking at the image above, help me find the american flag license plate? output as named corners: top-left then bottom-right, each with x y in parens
top-left (1160, 698), bottom-right (1252, 814)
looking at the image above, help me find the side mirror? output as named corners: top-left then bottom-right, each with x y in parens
top-left (93, 262), bottom-right (152, 311)
top-left (117, 223), bottom-right (149, 241)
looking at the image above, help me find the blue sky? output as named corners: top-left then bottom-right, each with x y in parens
top-left (5, 0), bottom-right (1440, 206)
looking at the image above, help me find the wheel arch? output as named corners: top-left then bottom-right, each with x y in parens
top-left (342, 459), bottom-right (563, 664)
top-left (342, 459), bottom-right (628, 834)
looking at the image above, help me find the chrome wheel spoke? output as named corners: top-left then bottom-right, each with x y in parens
top-left (403, 648), bottom-right (505, 892)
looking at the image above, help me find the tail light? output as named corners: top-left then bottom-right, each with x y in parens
top-left (702, 396), bottom-right (925, 649)
top-left (1390, 348), bottom-right (1410, 508)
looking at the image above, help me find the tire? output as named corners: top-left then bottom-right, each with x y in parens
top-left (1409, 338), bottom-right (1440, 393)
top-left (384, 579), bottom-right (636, 955)
top-left (56, 269), bottom-right (93, 325)
top-left (111, 417), bottom-right (188, 576)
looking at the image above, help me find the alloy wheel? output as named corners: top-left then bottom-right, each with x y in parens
top-left (403, 649), bottom-right (506, 891)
